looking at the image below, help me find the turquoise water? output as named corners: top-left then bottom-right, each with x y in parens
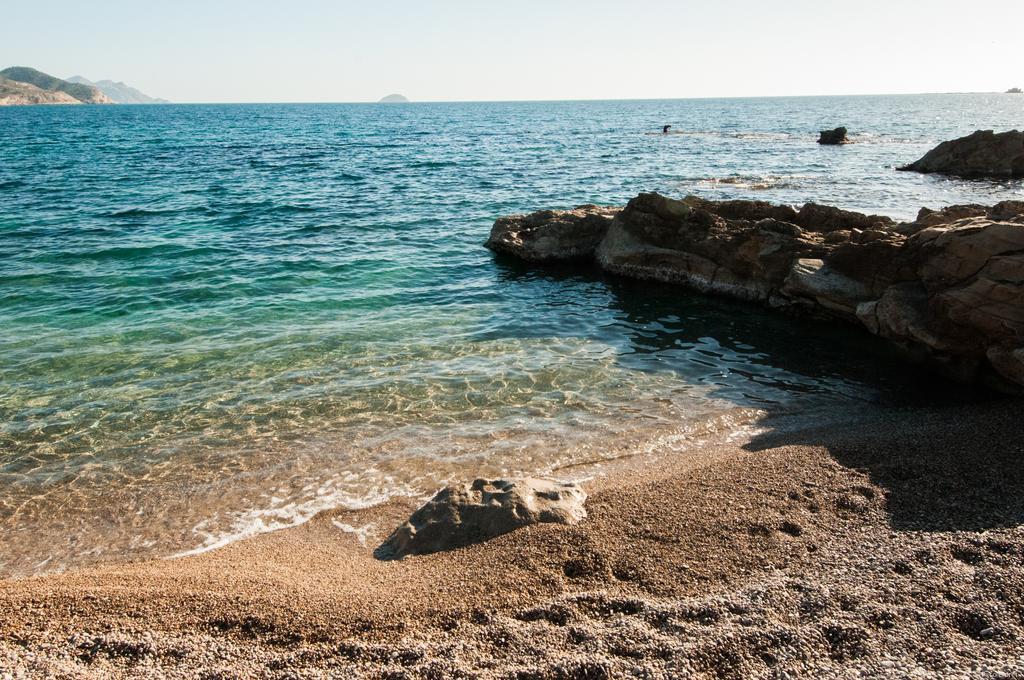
top-left (1, 95), bottom-right (1022, 576)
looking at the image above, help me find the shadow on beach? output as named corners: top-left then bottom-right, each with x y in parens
top-left (741, 400), bottom-right (1024, 534)
top-left (490, 252), bottom-right (1022, 536)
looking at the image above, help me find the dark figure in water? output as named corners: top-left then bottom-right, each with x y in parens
top-left (663, 125), bottom-right (672, 134)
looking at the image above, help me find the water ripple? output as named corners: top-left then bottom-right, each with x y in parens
top-left (0, 95), bottom-right (1020, 576)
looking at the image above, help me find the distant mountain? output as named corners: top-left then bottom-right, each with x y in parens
top-left (0, 75), bottom-right (82, 105)
top-left (1008, 87), bottom-right (1023, 94)
top-left (66, 75), bottom-right (168, 104)
top-left (378, 94), bottom-right (410, 103)
top-left (0, 66), bottom-right (111, 104)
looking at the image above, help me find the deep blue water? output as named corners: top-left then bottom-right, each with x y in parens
top-left (1, 95), bottom-right (1022, 575)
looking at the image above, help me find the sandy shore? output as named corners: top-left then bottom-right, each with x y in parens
top-left (2, 399), bottom-right (1023, 678)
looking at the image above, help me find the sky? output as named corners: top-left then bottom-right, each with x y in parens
top-left (3, 0), bottom-right (1022, 103)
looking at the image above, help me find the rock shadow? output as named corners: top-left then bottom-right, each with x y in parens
top-left (490, 252), bottom-right (1021, 535)
top-left (490, 252), bottom-right (967, 407)
top-left (741, 399), bottom-right (1024, 533)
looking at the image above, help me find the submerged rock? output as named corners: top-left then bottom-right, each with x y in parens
top-left (491, 194), bottom-right (1024, 392)
top-left (378, 478), bottom-right (587, 558)
top-left (818, 127), bottom-right (850, 145)
top-left (898, 130), bottom-right (1024, 179)
top-left (485, 205), bottom-right (618, 261)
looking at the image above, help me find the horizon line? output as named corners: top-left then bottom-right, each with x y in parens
top-left (71, 90), bottom-right (1017, 106)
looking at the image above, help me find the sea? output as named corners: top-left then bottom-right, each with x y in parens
top-left (1, 94), bottom-right (1022, 577)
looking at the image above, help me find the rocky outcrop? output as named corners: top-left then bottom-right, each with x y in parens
top-left (854, 205), bottom-right (1024, 384)
top-left (378, 478), bottom-right (587, 558)
top-left (0, 67), bottom-right (112, 105)
top-left (485, 205), bottom-right (618, 261)
top-left (488, 194), bottom-right (1024, 392)
top-left (898, 130), bottom-right (1024, 179)
top-left (596, 194), bottom-right (816, 302)
top-left (818, 127), bottom-right (850, 145)
top-left (0, 76), bottom-right (81, 105)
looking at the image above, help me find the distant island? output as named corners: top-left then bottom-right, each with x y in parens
top-left (378, 93), bottom-right (410, 103)
top-left (66, 75), bottom-right (167, 104)
top-left (1008, 87), bottom-right (1023, 94)
top-left (0, 66), bottom-right (166, 106)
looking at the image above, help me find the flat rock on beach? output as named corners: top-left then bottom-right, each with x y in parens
top-left (378, 478), bottom-right (588, 558)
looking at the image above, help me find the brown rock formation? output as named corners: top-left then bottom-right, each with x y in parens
top-left (485, 205), bottom-right (618, 261)
top-left (818, 127), bottom-right (850, 145)
top-left (488, 194), bottom-right (1024, 392)
top-left (898, 130), bottom-right (1024, 179)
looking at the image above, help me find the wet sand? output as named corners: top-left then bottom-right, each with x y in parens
top-left (2, 399), bottom-right (1023, 678)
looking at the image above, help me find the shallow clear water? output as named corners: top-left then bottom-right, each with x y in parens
top-left (1, 95), bottom-right (1021, 576)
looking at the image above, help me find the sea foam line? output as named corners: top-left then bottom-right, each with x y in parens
top-left (168, 478), bottom-right (418, 560)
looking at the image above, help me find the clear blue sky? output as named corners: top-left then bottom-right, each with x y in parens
top-left (3, 0), bottom-right (1021, 103)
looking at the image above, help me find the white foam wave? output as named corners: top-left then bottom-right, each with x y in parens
top-left (169, 478), bottom-right (417, 560)
top-left (168, 407), bottom-right (766, 561)
top-left (694, 174), bottom-right (810, 191)
top-left (331, 520), bottom-right (379, 547)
